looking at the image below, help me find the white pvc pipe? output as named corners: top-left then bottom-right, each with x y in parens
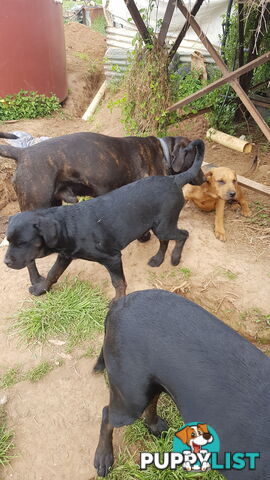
top-left (82, 80), bottom-right (108, 121)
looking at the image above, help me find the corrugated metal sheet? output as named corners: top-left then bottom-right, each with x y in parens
top-left (104, 27), bottom-right (215, 79)
top-left (103, 0), bottom-right (226, 79)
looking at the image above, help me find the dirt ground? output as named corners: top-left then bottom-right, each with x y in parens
top-left (0, 21), bottom-right (269, 480)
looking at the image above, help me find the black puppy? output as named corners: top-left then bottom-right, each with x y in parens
top-left (4, 140), bottom-right (204, 298)
top-left (0, 131), bottom-right (204, 288)
top-left (94, 289), bottom-right (270, 479)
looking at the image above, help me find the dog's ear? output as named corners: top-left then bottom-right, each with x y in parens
top-left (171, 144), bottom-right (187, 173)
top-left (175, 427), bottom-right (188, 444)
top-left (197, 423), bottom-right (208, 434)
top-left (34, 218), bottom-right (59, 248)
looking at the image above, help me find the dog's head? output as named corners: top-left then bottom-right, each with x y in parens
top-left (165, 136), bottom-right (205, 185)
top-left (205, 167), bottom-right (238, 201)
top-left (4, 212), bottom-right (60, 270)
top-left (175, 424), bottom-right (213, 453)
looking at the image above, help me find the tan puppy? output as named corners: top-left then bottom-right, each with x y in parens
top-left (183, 167), bottom-right (250, 241)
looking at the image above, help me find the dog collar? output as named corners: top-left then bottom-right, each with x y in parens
top-left (158, 138), bottom-right (170, 168)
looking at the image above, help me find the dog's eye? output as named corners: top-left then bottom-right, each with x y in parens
top-left (233, 179), bottom-right (237, 184)
top-left (191, 432), bottom-right (196, 437)
top-left (217, 180), bottom-right (225, 185)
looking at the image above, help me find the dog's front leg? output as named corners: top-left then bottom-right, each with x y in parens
top-left (27, 260), bottom-right (45, 285)
top-left (94, 406), bottom-right (114, 477)
top-left (103, 255), bottom-right (127, 300)
top-left (214, 198), bottom-right (226, 241)
top-left (237, 187), bottom-right (251, 217)
top-left (29, 254), bottom-right (72, 296)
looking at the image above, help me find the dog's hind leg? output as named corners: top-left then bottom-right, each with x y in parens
top-left (144, 394), bottom-right (168, 436)
top-left (171, 229), bottom-right (189, 266)
top-left (102, 255), bottom-right (127, 300)
top-left (148, 240), bottom-right (169, 267)
top-left (29, 254), bottom-right (72, 296)
top-left (94, 406), bottom-right (114, 477)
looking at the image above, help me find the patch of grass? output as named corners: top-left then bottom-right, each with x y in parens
top-left (25, 361), bottom-right (54, 383)
top-left (81, 345), bottom-right (96, 358)
top-left (0, 367), bottom-right (22, 389)
top-left (91, 15), bottom-right (106, 35)
top-left (0, 408), bottom-right (14, 466)
top-left (247, 201), bottom-right (270, 227)
top-left (13, 279), bottom-right (108, 350)
top-left (179, 267), bottom-right (191, 280)
top-left (240, 308), bottom-right (270, 327)
top-left (107, 394), bottom-right (225, 480)
top-left (216, 267), bottom-right (237, 280)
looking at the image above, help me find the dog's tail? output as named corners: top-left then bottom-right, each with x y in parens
top-left (0, 132), bottom-right (19, 140)
top-left (173, 139), bottom-right (205, 188)
top-left (0, 143), bottom-right (20, 162)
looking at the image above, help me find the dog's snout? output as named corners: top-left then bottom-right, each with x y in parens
top-left (4, 256), bottom-right (12, 267)
top-left (228, 191), bottom-right (236, 198)
top-left (203, 432), bottom-right (211, 440)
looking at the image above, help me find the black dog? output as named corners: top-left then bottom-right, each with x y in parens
top-left (0, 132), bottom-right (205, 290)
top-left (4, 140), bottom-right (204, 298)
top-left (94, 289), bottom-right (269, 479)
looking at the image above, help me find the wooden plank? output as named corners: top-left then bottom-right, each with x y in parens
top-left (202, 162), bottom-right (270, 196)
top-left (167, 51), bottom-right (270, 111)
top-left (168, 0), bottom-right (204, 61)
top-left (176, 1), bottom-right (270, 142)
top-left (123, 0), bottom-right (152, 44)
top-left (158, 0), bottom-right (176, 46)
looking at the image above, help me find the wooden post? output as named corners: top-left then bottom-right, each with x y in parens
top-left (167, 51), bottom-right (270, 111)
top-left (158, 0), bottom-right (176, 46)
top-left (176, 1), bottom-right (270, 142)
top-left (168, 0), bottom-right (204, 62)
top-left (123, 0), bottom-right (152, 44)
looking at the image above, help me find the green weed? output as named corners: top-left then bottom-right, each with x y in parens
top-left (0, 90), bottom-right (60, 121)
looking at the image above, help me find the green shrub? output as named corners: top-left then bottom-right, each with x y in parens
top-left (0, 90), bottom-right (60, 121)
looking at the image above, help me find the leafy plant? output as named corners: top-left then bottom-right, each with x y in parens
top-left (0, 90), bottom-right (60, 121)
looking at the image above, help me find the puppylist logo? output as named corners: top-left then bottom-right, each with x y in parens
top-left (140, 422), bottom-right (260, 472)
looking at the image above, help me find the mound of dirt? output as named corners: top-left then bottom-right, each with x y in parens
top-left (63, 22), bottom-right (106, 117)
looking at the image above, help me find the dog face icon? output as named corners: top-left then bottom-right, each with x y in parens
top-left (176, 424), bottom-right (213, 454)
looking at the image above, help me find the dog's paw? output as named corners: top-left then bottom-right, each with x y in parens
top-left (148, 255), bottom-right (164, 267)
top-left (171, 253), bottom-right (181, 266)
top-left (137, 231), bottom-right (151, 243)
top-left (29, 279), bottom-right (48, 296)
top-left (94, 447), bottom-right (114, 477)
top-left (215, 229), bottom-right (226, 242)
top-left (241, 207), bottom-right (251, 217)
